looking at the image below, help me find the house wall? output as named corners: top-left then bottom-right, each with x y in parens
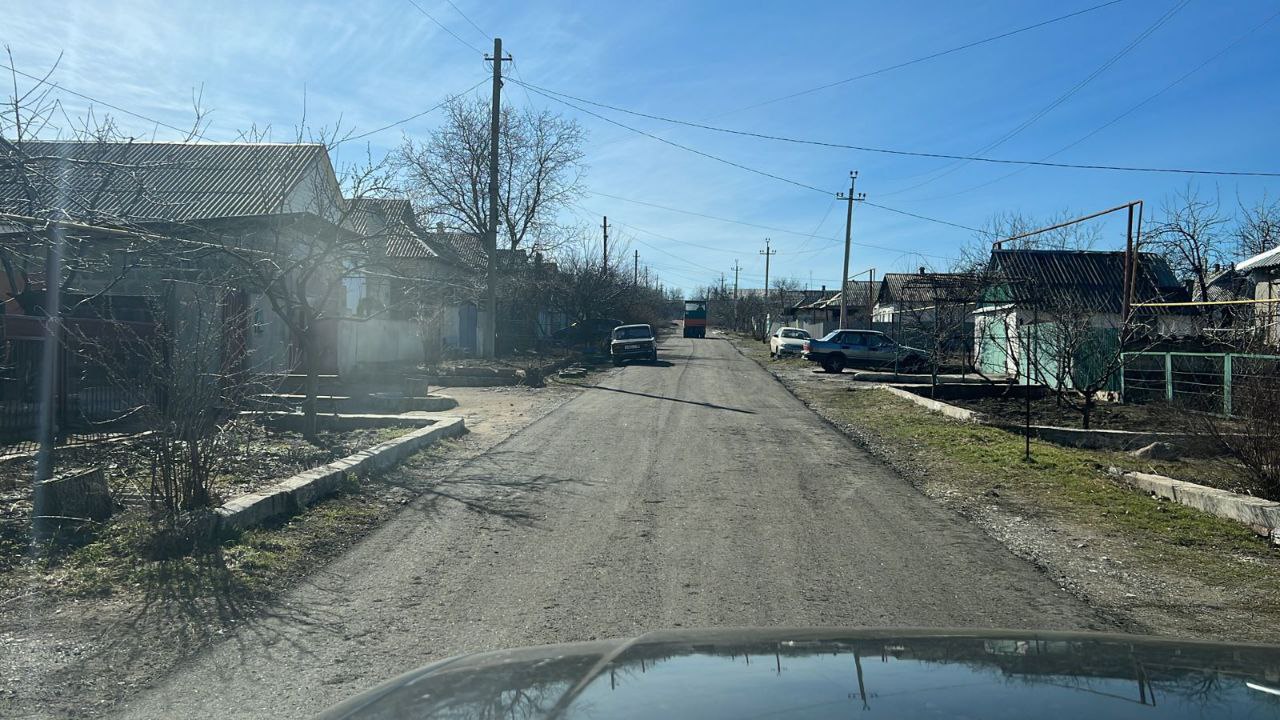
top-left (336, 317), bottom-right (422, 375)
top-left (1253, 271), bottom-right (1280, 345)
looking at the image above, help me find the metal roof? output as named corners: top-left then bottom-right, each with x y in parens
top-left (1, 141), bottom-right (327, 223)
top-left (348, 197), bottom-right (437, 259)
top-left (988, 249), bottom-right (1191, 314)
top-left (422, 230), bottom-right (486, 270)
top-left (1236, 243), bottom-right (1280, 272)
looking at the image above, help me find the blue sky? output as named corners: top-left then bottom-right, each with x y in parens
top-left (4, 0), bottom-right (1279, 293)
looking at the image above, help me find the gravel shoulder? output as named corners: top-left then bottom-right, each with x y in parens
top-left (0, 384), bottom-right (578, 720)
top-left (110, 335), bottom-right (1105, 719)
top-left (729, 334), bottom-right (1280, 645)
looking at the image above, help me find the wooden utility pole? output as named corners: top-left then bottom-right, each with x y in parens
top-left (482, 38), bottom-right (511, 358)
top-left (838, 171), bottom-right (865, 329)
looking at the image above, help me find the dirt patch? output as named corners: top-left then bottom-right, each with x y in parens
top-left (728, 334), bottom-right (1280, 645)
top-left (0, 383), bottom-right (578, 720)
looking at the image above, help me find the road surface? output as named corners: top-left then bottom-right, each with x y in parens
top-left (114, 336), bottom-right (1106, 719)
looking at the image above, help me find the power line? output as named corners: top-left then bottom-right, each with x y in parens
top-left (339, 77), bottom-right (488, 144)
top-left (444, 0), bottom-right (491, 40)
top-left (517, 82), bottom-right (833, 195)
top-left (405, 0), bottom-right (485, 55)
top-left (0, 60), bottom-right (194, 137)
top-left (881, 0), bottom-right (1190, 196)
top-left (914, 5), bottom-right (1280, 202)
top-left (582, 190), bottom-right (963, 259)
top-left (508, 72), bottom-right (1280, 179)
top-left (720, 0), bottom-right (1127, 116)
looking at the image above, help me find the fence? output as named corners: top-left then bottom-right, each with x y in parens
top-left (1, 317), bottom-right (160, 457)
top-left (1121, 351), bottom-right (1280, 415)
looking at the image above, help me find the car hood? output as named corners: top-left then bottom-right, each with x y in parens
top-left (313, 628), bottom-right (1280, 719)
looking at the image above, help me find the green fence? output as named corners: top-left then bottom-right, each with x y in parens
top-left (1120, 351), bottom-right (1280, 415)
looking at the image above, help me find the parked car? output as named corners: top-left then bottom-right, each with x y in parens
top-left (610, 324), bottom-right (658, 365)
top-left (801, 329), bottom-right (928, 373)
top-left (769, 327), bottom-right (811, 358)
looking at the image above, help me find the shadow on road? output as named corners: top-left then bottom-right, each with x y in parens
top-left (618, 360), bottom-right (675, 368)
top-left (582, 383), bottom-right (755, 415)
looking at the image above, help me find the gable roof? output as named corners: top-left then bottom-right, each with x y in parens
top-left (1, 141), bottom-right (328, 224)
top-left (988, 249), bottom-right (1190, 314)
top-left (348, 197), bottom-right (437, 259)
top-left (878, 272), bottom-right (977, 308)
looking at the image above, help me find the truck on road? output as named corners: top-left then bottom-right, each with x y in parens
top-left (683, 299), bottom-right (708, 338)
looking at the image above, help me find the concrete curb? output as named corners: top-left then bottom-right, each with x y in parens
top-left (1108, 467), bottom-right (1280, 538)
top-left (876, 385), bottom-right (984, 422)
top-left (249, 412), bottom-right (444, 432)
top-left (215, 416), bottom-right (466, 534)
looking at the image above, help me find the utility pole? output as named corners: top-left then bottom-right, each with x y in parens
top-left (33, 224), bottom-right (63, 542)
top-left (837, 171), bottom-right (866, 329)
top-left (602, 216), bottom-right (609, 272)
top-left (731, 260), bottom-right (742, 331)
top-left (633, 249), bottom-right (639, 285)
top-left (483, 37), bottom-right (511, 358)
top-left (759, 238), bottom-right (776, 340)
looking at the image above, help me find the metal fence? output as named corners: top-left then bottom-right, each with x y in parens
top-left (1120, 351), bottom-right (1280, 415)
top-left (1, 324), bottom-right (159, 457)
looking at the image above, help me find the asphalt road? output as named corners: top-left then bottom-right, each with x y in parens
top-left (113, 336), bottom-right (1106, 719)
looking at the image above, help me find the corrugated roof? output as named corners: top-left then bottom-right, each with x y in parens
top-left (1236, 244), bottom-right (1280, 272)
top-left (1, 141), bottom-right (326, 223)
top-left (814, 280), bottom-right (878, 310)
top-left (348, 197), bottom-right (437, 259)
top-left (878, 272), bottom-right (977, 307)
top-left (989, 249), bottom-right (1190, 314)
top-left (423, 230), bottom-right (486, 270)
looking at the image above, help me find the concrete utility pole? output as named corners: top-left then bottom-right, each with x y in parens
top-left (33, 224), bottom-right (63, 541)
top-left (759, 239), bottom-right (776, 341)
top-left (483, 38), bottom-right (511, 358)
top-left (759, 238), bottom-right (775, 302)
top-left (731, 259), bottom-right (742, 331)
top-left (633, 249), bottom-right (639, 285)
top-left (602, 216), bottom-right (609, 272)
top-left (837, 171), bottom-right (866, 329)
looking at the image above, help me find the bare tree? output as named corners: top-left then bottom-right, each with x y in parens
top-left (1235, 191), bottom-right (1280, 260)
top-left (396, 96), bottom-right (585, 252)
top-left (1150, 184), bottom-right (1228, 303)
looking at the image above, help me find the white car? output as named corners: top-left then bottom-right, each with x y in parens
top-left (769, 327), bottom-right (811, 358)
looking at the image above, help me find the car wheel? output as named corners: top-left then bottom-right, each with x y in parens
top-left (822, 355), bottom-right (845, 374)
top-left (649, 352), bottom-right (658, 362)
top-left (613, 358), bottom-right (623, 367)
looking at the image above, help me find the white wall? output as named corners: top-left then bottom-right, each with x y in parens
top-left (337, 317), bottom-right (423, 375)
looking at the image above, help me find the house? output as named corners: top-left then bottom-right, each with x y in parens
top-left (791, 281), bottom-right (876, 336)
top-left (973, 249), bottom-right (1195, 387)
top-left (0, 141), bottom-right (487, 391)
top-left (873, 270), bottom-right (979, 358)
top-left (1234, 243), bottom-right (1280, 345)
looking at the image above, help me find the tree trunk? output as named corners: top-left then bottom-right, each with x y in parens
top-left (301, 333), bottom-right (319, 442)
top-left (1081, 393), bottom-right (1094, 430)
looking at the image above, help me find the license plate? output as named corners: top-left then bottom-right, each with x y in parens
top-left (625, 344), bottom-right (641, 350)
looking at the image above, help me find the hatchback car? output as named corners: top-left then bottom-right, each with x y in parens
top-left (610, 324), bottom-right (658, 365)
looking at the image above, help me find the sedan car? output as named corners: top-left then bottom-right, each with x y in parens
top-left (610, 324), bottom-right (658, 365)
top-left (768, 327), bottom-right (811, 358)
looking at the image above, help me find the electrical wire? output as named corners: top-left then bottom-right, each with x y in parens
top-left (881, 0), bottom-right (1191, 196)
top-left (510, 32), bottom-right (1274, 182)
top-left (913, 5), bottom-right (1280, 202)
top-left (517, 82), bottom-right (834, 195)
top-left (338, 77), bottom-right (489, 144)
top-left (719, 0), bottom-right (1126, 116)
top-left (0, 61), bottom-right (195, 137)
top-left (405, 0), bottom-right (485, 55)
top-left (582, 190), bottom-right (961, 260)
top-left (444, 0), bottom-right (491, 41)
